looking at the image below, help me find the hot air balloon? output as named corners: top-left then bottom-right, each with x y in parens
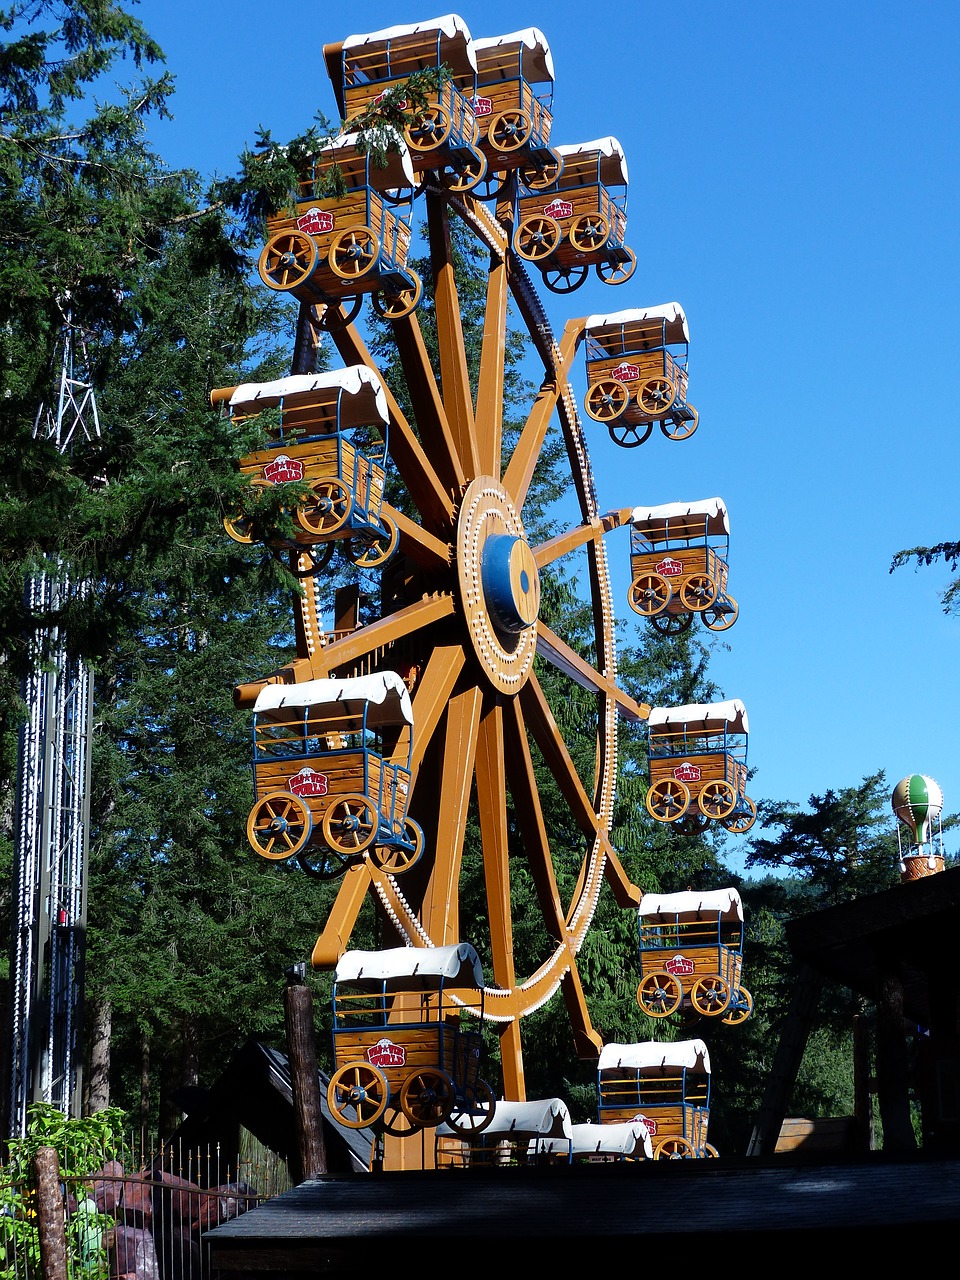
top-left (891, 774), bottom-right (944, 881)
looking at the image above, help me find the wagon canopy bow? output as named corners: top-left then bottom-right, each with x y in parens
top-left (334, 942), bottom-right (484, 988)
top-left (228, 366), bottom-right (390, 429)
top-left (473, 28), bottom-right (555, 83)
top-left (598, 1040), bottom-right (711, 1074)
top-left (630, 497), bottom-right (729, 538)
top-left (647, 699), bottom-right (748, 735)
top-left (555, 137), bottom-right (628, 186)
top-left (252, 671), bottom-right (414, 730)
top-left (638, 887), bottom-right (744, 922)
top-left (585, 302), bottom-right (689, 345)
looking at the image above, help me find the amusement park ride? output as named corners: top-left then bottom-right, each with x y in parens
top-left (211, 14), bottom-right (757, 1167)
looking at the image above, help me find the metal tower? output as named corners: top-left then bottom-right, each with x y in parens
top-left (9, 315), bottom-right (99, 1134)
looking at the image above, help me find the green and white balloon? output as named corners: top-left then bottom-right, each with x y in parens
top-left (891, 774), bottom-right (943, 846)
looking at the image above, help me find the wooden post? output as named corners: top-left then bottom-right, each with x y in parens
top-left (284, 966), bottom-right (328, 1181)
top-left (33, 1146), bottom-right (69, 1280)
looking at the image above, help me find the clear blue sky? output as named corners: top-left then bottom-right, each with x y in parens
top-left (131, 0), bottom-right (960, 866)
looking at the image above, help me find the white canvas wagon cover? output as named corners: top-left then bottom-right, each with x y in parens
top-left (253, 672), bottom-right (413, 729)
top-left (229, 366), bottom-right (389, 428)
top-left (648, 699), bottom-right (749, 736)
top-left (639, 887), bottom-right (744, 923)
top-left (313, 131), bottom-right (417, 192)
top-left (334, 942), bottom-right (484, 989)
top-left (630, 498), bottom-right (729, 538)
top-left (474, 29), bottom-right (554, 83)
top-left (598, 1039), bottom-right (711, 1075)
top-left (556, 137), bottom-right (628, 187)
top-left (467, 1097), bottom-right (571, 1140)
top-left (571, 1121), bottom-right (653, 1160)
top-left (342, 14), bottom-right (477, 73)
top-left (585, 303), bottom-right (689, 346)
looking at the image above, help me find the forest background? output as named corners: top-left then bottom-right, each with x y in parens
top-left (0, 0), bottom-right (954, 1156)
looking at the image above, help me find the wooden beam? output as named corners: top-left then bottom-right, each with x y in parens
top-left (535, 621), bottom-right (649, 723)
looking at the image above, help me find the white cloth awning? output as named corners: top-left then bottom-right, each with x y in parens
top-left (585, 303), bottom-right (689, 345)
top-left (639, 887), bottom-right (744, 922)
top-left (313, 131), bottom-right (417, 191)
top-left (229, 366), bottom-right (389, 427)
top-left (253, 672), bottom-right (413, 729)
top-left (334, 942), bottom-right (484, 988)
top-left (555, 137), bottom-right (627, 186)
top-left (570, 1121), bottom-right (653, 1159)
top-left (438, 1097), bottom-right (571, 1141)
top-left (343, 14), bottom-right (477, 75)
top-left (474, 29), bottom-right (554, 82)
top-left (598, 1040), bottom-right (711, 1075)
top-left (630, 498), bottom-right (729, 537)
top-left (648, 700), bottom-right (749, 735)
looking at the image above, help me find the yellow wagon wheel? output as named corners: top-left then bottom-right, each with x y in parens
top-left (543, 264), bottom-right (589, 294)
top-left (321, 794), bottom-right (379, 855)
top-left (648, 610), bottom-right (694, 636)
top-left (584, 379), bottom-right (630, 422)
top-left (645, 778), bottom-right (691, 822)
top-left (372, 270), bottom-right (423, 321)
top-left (246, 791), bottom-right (312, 861)
top-left (569, 212), bottom-right (610, 253)
top-left (489, 109), bottom-right (532, 153)
top-left (689, 974), bottom-right (732, 1018)
top-left (636, 971), bottom-right (683, 1018)
top-left (294, 477), bottom-right (352, 537)
top-left (404, 105), bottom-right (452, 153)
top-left (704, 1143), bottom-right (720, 1158)
top-left (721, 796), bottom-right (757, 834)
top-left (660, 405), bottom-right (699, 440)
top-left (628, 573), bottom-right (672, 618)
top-left (223, 477), bottom-right (271, 545)
top-left (520, 151), bottom-right (563, 189)
top-left (513, 215), bottom-right (561, 261)
top-left (653, 1136), bottom-right (695, 1160)
top-left (678, 574), bottom-right (718, 612)
top-left (398, 1068), bottom-right (456, 1128)
top-left (444, 149), bottom-right (487, 194)
top-left (348, 513), bottom-right (400, 569)
top-left (697, 779), bottom-right (738, 820)
top-left (596, 249), bottom-right (637, 286)
top-left (637, 376), bottom-right (676, 417)
top-left (722, 987), bottom-right (754, 1026)
top-left (607, 420), bottom-right (653, 448)
top-left (444, 1079), bottom-right (497, 1136)
top-left (702, 595), bottom-right (739, 632)
top-left (258, 230), bottom-right (318, 292)
top-left (317, 295), bottom-right (364, 330)
top-left (327, 1063), bottom-right (389, 1129)
top-left (328, 226), bottom-right (380, 280)
top-left (369, 818), bottom-right (424, 874)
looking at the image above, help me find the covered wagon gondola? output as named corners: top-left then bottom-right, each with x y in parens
top-left (327, 943), bottom-right (495, 1136)
top-left (597, 1040), bottom-right (714, 1159)
top-left (214, 366), bottom-right (399, 572)
top-left (437, 1097), bottom-right (571, 1167)
top-left (628, 498), bottom-right (737, 635)
top-left (246, 672), bottom-right (423, 878)
top-left (582, 304), bottom-right (697, 446)
top-left (645, 700), bottom-right (756, 833)
top-left (570, 1120), bottom-right (652, 1163)
top-left (257, 133), bottom-right (422, 322)
top-left (324, 14), bottom-right (487, 194)
top-left (512, 137), bottom-right (635, 293)
top-left (636, 887), bottom-right (752, 1024)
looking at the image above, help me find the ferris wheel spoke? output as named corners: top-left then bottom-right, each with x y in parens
top-left (409, 645), bottom-right (467, 777)
top-left (535, 621), bottom-right (649, 723)
top-left (475, 254), bottom-right (509, 477)
top-left (391, 313), bottom-right (468, 493)
top-left (312, 596), bottom-right (456, 679)
top-left (519, 673), bottom-right (603, 841)
top-left (532, 509), bottom-right (635, 570)
top-left (502, 321), bottom-right (581, 506)
top-left (310, 861), bottom-right (373, 970)
top-left (387, 506), bottom-right (452, 573)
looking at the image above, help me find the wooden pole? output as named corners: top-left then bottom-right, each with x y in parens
top-left (284, 965), bottom-right (328, 1182)
top-left (33, 1146), bottom-right (69, 1280)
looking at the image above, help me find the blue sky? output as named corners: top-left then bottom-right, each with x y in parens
top-left (130, 0), bottom-right (960, 865)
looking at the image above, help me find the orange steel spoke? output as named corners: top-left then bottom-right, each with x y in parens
top-left (532, 508), bottom-right (635, 570)
top-left (476, 254), bottom-right (508, 477)
top-left (391, 314), bottom-right (467, 494)
top-left (501, 375), bottom-right (562, 512)
top-left (519, 673), bottom-right (601, 840)
top-left (310, 861), bottom-right (372, 969)
top-left (386, 505), bottom-right (451, 573)
top-left (560, 965), bottom-right (605, 1057)
top-left (502, 699), bottom-right (565, 936)
top-left (311, 595), bottom-right (456, 679)
top-left (409, 645), bottom-right (466, 779)
top-left (535, 621), bottom-right (649, 723)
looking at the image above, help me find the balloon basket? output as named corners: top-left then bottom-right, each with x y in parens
top-left (900, 853), bottom-right (944, 882)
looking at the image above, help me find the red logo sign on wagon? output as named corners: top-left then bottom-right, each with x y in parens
top-left (373, 92), bottom-right (407, 110)
top-left (296, 207), bottom-right (333, 236)
top-left (472, 95), bottom-right (493, 116)
top-left (287, 767), bottom-right (328, 798)
top-left (656, 556), bottom-right (684, 577)
top-left (673, 762), bottom-right (701, 783)
top-left (665, 954), bottom-right (695, 977)
top-left (543, 199), bottom-right (573, 220)
top-left (633, 1113), bottom-right (657, 1136)
top-left (366, 1038), bottom-right (406, 1069)
top-left (611, 361), bottom-right (640, 382)
top-left (262, 454), bottom-right (304, 484)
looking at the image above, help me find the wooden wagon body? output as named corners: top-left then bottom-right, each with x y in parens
top-left (582, 303), bottom-right (698, 445)
top-left (246, 672), bottom-right (423, 878)
top-left (216, 367), bottom-right (399, 571)
top-left (324, 15), bottom-right (486, 192)
top-left (513, 137), bottom-right (635, 293)
top-left (257, 135), bottom-right (422, 320)
top-left (327, 943), bottom-right (494, 1135)
top-left (636, 887), bottom-right (752, 1024)
top-left (471, 29), bottom-right (561, 195)
top-left (597, 1041), bottom-right (713, 1159)
top-left (646, 700), bottom-right (756, 833)
top-left (628, 498), bottom-right (737, 635)
top-left (437, 1097), bottom-right (571, 1167)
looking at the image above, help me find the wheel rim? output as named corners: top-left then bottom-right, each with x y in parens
top-left (596, 249), bottom-right (636, 286)
top-left (490, 110), bottom-right (531, 153)
top-left (697, 780), bottom-right (737, 820)
top-left (702, 595), bottom-right (739, 632)
top-left (690, 975), bottom-right (731, 1017)
top-left (327, 1064), bottom-right (388, 1129)
top-left (404, 106), bottom-right (451, 152)
top-left (585, 380), bottom-right (629, 422)
top-left (660, 405), bottom-right (698, 440)
top-left (445, 149), bottom-right (487, 193)
top-left (521, 153), bottom-right (563, 189)
top-left (648, 610), bottom-right (693, 636)
top-left (607, 420), bottom-right (653, 448)
top-left (654, 1137), bottom-right (694, 1160)
top-left (722, 987), bottom-right (753, 1025)
top-left (445, 1079), bottom-right (496, 1135)
top-left (570, 213), bottom-right (609, 253)
top-left (629, 573), bottom-right (672, 617)
top-left (372, 272), bottom-right (423, 322)
top-left (349, 514), bottom-right (400, 568)
top-left (721, 795), bottom-right (756, 833)
top-left (258, 231), bottom-right (318, 291)
top-left (295, 478), bottom-right (352, 537)
top-left (637, 972), bottom-right (682, 1017)
top-left (399, 1069), bottom-right (455, 1128)
top-left (637, 376), bottom-right (676, 416)
top-left (246, 792), bottom-right (312, 860)
top-left (370, 818), bottom-right (424, 874)
top-left (543, 265), bottom-right (588, 294)
top-left (318, 295), bottom-right (364, 330)
top-left (645, 778), bottom-right (690, 822)
top-left (328, 227), bottom-right (379, 280)
top-left (679, 574), bottom-right (719, 612)
top-left (513, 216), bottom-right (560, 261)
top-left (321, 794), bottom-right (378, 854)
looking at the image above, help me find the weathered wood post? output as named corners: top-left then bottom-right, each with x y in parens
top-left (284, 964), bottom-right (328, 1181)
top-left (33, 1146), bottom-right (69, 1280)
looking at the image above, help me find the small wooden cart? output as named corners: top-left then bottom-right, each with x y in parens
top-left (437, 1097), bottom-right (572, 1167)
top-left (327, 943), bottom-right (495, 1135)
top-left (324, 15), bottom-right (487, 194)
top-left (646, 700), bottom-right (756, 833)
top-left (636, 887), bottom-right (753, 1024)
top-left (570, 1120), bottom-right (652, 1163)
top-left (214, 366), bottom-right (399, 573)
top-left (512, 137), bottom-right (635, 293)
top-left (246, 672), bottom-right (423, 879)
top-left (257, 133), bottom-right (422, 321)
top-left (582, 304), bottom-right (697, 447)
top-left (471, 29), bottom-right (562, 198)
top-left (597, 1040), bottom-right (714, 1159)
top-left (628, 498), bottom-right (737, 636)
